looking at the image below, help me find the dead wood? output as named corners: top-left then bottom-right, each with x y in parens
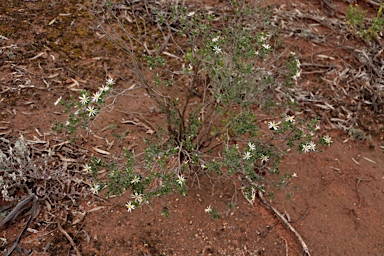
top-left (257, 191), bottom-right (311, 256)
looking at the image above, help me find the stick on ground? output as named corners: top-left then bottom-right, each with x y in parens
top-left (257, 191), bottom-right (311, 256)
top-left (57, 223), bottom-right (81, 256)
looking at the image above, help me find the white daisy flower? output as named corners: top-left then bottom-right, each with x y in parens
top-left (131, 192), bottom-right (143, 203)
top-left (99, 84), bottom-right (110, 93)
top-left (213, 45), bottom-right (222, 54)
top-left (302, 144), bottom-right (311, 153)
top-left (212, 36), bottom-right (220, 43)
top-left (248, 142), bottom-right (256, 151)
top-left (243, 151), bottom-right (251, 160)
top-left (79, 94), bottom-right (89, 105)
top-left (260, 154), bottom-right (269, 163)
top-left (106, 78), bottom-right (115, 86)
top-left (285, 115), bottom-right (295, 123)
top-left (262, 43), bottom-right (271, 50)
top-left (177, 174), bottom-right (186, 186)
top-left (92, 91), bottom-right (102, 103)
top-left (90, 184), bottom-right (100, 195)
top-left (205, 205), bottom-right (212, 213)
top-left (268, 121), bottom-right (279, 131)
top-left (86, 106), bottom-right (98, 117)
top-left (259, 33), bottom-right (269, 42)
top-left (125, 201), bottom-right (135, 212)
top-left (131, 176), bottom-right (140, 184)
top-left (323, 135), bottom-right (332, 145)
top-left (83, 164), bottom-right (92, 173)
top-left (293, 71), bottom-right (301, 80)
top-left (308, 141), bottom-right (316, 151)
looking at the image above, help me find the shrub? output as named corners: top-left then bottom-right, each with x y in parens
top-left (54, 0), bottom-right (332, 214)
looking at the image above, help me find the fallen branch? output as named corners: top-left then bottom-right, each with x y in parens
top-left (362, 0), bottom-right (381, 7)
top-left (0, 194), bottom-right (35, 229)
top-left (257, 191), bottom-right (311, 256)
top-left (1, 195), bottom-right (39, 256)
top-left (57, 223), bottom-right (81, 256)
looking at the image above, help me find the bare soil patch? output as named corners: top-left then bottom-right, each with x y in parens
top-left (1, 0), bottom-right (383, 255)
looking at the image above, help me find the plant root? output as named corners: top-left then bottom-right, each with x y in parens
top-left (257, 191), bottom-right (311, 256)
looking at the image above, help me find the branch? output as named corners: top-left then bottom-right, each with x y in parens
top-left (257, 191), bottom-right (311, 256)
top-left (57, 223), bottom-right (81, 256)
top-left (3, 195), bottom-right (39, 256)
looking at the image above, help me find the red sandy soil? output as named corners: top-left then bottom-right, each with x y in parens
top-left (0, 0), bottom-right (383, 255)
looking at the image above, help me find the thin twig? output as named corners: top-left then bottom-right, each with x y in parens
top-left (57, 223), bottom-right (81, 256)
top-left (283, 238), bottom-right (289, 256)
top-left (257, 191), bottom-right (311, 256)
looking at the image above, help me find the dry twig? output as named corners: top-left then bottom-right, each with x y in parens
top-left (57, 223), bottom-right (81, 256)
top-left (0, 195), bottom-right (39, 256)
top-left (257, 191), bottom-right (311, 256)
